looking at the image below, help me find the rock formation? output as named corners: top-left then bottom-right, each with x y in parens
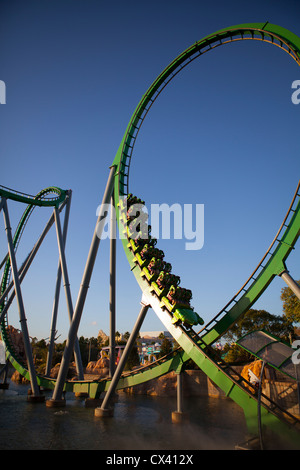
top-left (97, 329), bottom-right (108, 345)
top-left (6, 325), bottom-right (26, 358)
top-left (11, 370), bottom-right (29, 384)
top-left (86, 356), bottom-right (109, 376)
top-left (49, 361), bottom-right (78, 379)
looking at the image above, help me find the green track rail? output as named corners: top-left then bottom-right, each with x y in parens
top-left (0, 185), bottom-right (66, 207)
top-left (1, 23), bottom-right (300, 448)
top-left (0, 186), bottom-right (67, 372)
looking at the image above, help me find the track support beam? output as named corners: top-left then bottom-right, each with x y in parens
top-left (2, 198), bottom-right (42, 400)
top-left (0, 362), bottom-right (9, 389)
top-left (95, 295), bottom-right (150, 417)
top-left (48, 166), bottom-right (116, 404)
top-left (109, 193), bottom-right (116, 378)
top-left (53, 202), bottom-right (84, 380)
top-left (0, 197), bottom-right (69, 325)
top-left (172, 370), bottom-right (189, 423)
top-left (45, 194), bottom-right (72, 376)
top-left (280, 270), bottom-right (300, 301)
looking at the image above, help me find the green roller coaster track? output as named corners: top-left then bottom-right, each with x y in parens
top-left (1, 22), bottom-right (300, 448)
top-left (0, 186), bottom-right (68, 375)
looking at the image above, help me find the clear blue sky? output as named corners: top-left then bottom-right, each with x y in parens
top-left (1, 0), bottom-right (299, 341)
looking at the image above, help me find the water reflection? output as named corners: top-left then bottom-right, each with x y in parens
top-left (0, 380), bottom-right (248, 450)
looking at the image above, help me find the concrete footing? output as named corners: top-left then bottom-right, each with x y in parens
top-left (94, 407), bottom-right (114, 417)
top-left (45, 398), bottom-right (66, 408)
top-left (171, 411), bottom-right (189, 424)
top-left (27, 389), bottom-right (45, 403)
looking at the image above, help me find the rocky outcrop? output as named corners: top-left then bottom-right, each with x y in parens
top-left (49, 361), bottom-right (78, 379)
top-left (124, 371), bottom-right (178, 396)
top-left (123, 370), bottom-right (227, 397)
top-left (97, 329), bottom-right (108, 345)
top-left (85, 357), bottom-right (109, 376)
top-left (6, 325), bottom-right (26, 358)
top-left (6, 326), bottom-right (28, 383)
top-left (11, 370), bottom-right (29, 384)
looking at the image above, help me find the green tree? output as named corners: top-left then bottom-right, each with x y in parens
top-left (222, 342), bottom-right (253, 363)
top-left (280, 281), bottom-right (300, 323)
top-left (78, 336), bottom-right (99, 365)
top-left (123, 331), bottom-right (130, 342)
top-left (52, 340), bottom-right (67, 364)
top-left (31, 338), bottom-right (48, 373)
top-left (224, 309), bottom-right (293, 343)
top-left (158, 336), bottom-right (172, 359)
top-left (124, 345), bottom-right (140, 370)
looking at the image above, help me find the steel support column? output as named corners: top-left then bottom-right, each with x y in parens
top-left (45, 264), bottom-right (63, 376)
top-left (0, 363), bottom-right (9, 388)
top-left (280, 270), bottom-right (300, 301)
top-left (0, 198), bottom-right (5, 213)
top-left (45, 192), bottom-right (74, 376)
top-left (2, 198), bottom-right (41, 398)
top-left (172, 369), bottom-right (189, 423)
top-left (49, 166), bottom-right (116, 404)
top-left (0, 198), bottom-right (68, 326)
top-left (95, 295), bottom-right (150, 416)
top-left (109, 194), bottom-right (116, 378)
top-left (257, 361), bottom-right (266, 450)
top-left (176, 372), bottom-right (183, 413)
top-left (53, 204), bottom-right (84, 380)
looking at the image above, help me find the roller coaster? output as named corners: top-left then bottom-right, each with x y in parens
top-left (1, 22), bottom-right (300, 449)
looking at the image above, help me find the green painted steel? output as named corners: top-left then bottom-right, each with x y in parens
top-left (0, 185), bottom-right (66, 207)
top-left (0, 186), bottom-right (68, 378)
top-left (1, 23), bottom-right (300, 447)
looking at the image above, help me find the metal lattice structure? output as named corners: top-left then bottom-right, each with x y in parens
top-left (237, 330), bottom-right (300, 381)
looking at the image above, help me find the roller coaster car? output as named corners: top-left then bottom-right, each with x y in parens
top-left (126, 193), bottom-right (145, 208)
top-left (126, 207), bottom-right (149, 245)
top-left (147, 257), bottom-right (165, 275)
top-left (167, 285), bottom-right (192, 307)
top-left (126, 213), bottom-right (148, 236)
top-left (135, 245), bottom-right (164, 268)
top-left (128, 237), bottom-right (144, 253)
top-left (141, 245), bottom-right (164, 260)
top-left (128, 226), bottom-right (157, 253)
top-left (172, 308), bottom-right (204, 327)
top-left (160, 285), bottom-right (195, 316)
top-left (156, 272), bottom-right (180, 289)
top-left (119, 194), bottom-right (145, 227)
top-left (150, 272), bottom-right (181, 297)
top-left (142, 259), bottom-right (172, 283)
top-left (124, 195), bottom-right (202, 327)
top-left (126, 206), bottom-right (148, 223)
